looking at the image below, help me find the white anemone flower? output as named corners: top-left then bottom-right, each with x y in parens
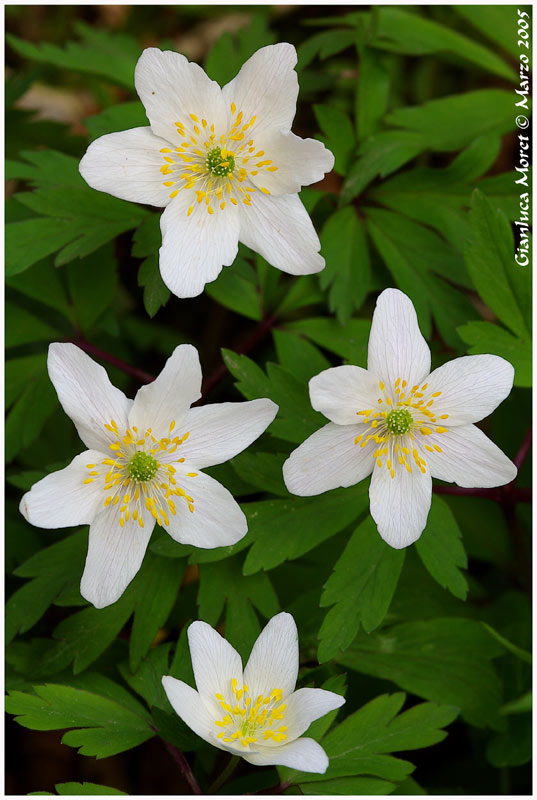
top-left (162, 612), bottom-right (344, 772)
top-left (79, 44), bottom-right (334, 299)
top-left (19, 343), bottom-right (277, 608)
top-left (283, 288), bottom-right (517, 549)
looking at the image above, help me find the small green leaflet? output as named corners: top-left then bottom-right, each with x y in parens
top-left (279, 693), bottom-right (458, 789)
top-left (415, 496), bottom-right (468, 600)
top-left (318, 517), bottom-right (405, 662)
top-left (6, 150), bottom-right (148, 275)
top-left (198, 555), bottom-right (279, 656)
top-left (6, 679), bottom-right (153, 758)
top-left (338, 617), bottom-right (505, 727)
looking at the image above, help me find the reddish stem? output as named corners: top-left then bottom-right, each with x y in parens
top-left (162, 740), bottom-right (202, 795)
top-left (432, 485), bottom-right (531, 503)
top-left (200, 312), bottom-right (279, 399)
top-left (70, 338), bottom-right (155, 385)
top-left (514, 425), bottom-right (532, 470)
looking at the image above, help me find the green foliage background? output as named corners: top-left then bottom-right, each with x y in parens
top-left (6, 4), bottom-right (531, 795)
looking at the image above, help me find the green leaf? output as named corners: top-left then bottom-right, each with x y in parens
top-left (366, 208), bottom-right (477, 347)
top-left (298, 29), bottom-right (356, 69)
top-left (486, 713), bottom-right (532, 767)
top-left (6, 23), bottom-right (139, 88)
top-left (204, 14), bottom-right (276, 85)
top-left (84, 102), bottom-right (148, 140)
top-left (318, 518), bottom-right (405, 662)
top-left (457, 321), bottom-right (531, 388)
top-left (338, 617), bottom-right (505, 727)
top-left (415, 496), bottom-right (468, 601)
top-left (231, 451), bottom-right (289, 498)
top-left (314, 104), bottom-right (355, 175)
top-left (454, 5), bottom-right (521, 59)
top-left (273, 329), bottom-right (331, 387)
top-left (299, 777), bottom-right (395, 794)
top-left (6, 680), bottom-right (153, 757)
top-left (30, 781), bottom-right (127, 795)
top-left (198, 556), bottom-right (279, 656)
top-left (481, 623), bottom-right (532, 664)
top-left (341, 131), bottom-right (425, 201)
top-left (243, 483), bottom-right (369, 575)
top-left (371, 8), bottom-right (516, 81)
top-left (52, 592), bottom-right (134, 674)
top-left (500, 691), bottom-right (532, 716)
top-left (387, 90), bottom-right (515, 151)
top-left (319, 207), bottom-right (370, 323)
top-left (6, 217), bottom-right (78, 276)
top-left (281, 693), bottom-right (457, 786)
top-left (355, 45), bottom-right (390, 140)
top-left (7, 531), bottom-right (88, 644)
top-left (66, 244), bottom-right (118, 333)
top-left (128, 553), bottom-right (184, 671)
top-left (7, 150), bottom-right (148, 273)
top-left (119, 643), bottom-right (173, 712)
top-left (205, 257), bottom-right (262, 321)
top-left (151, 705), bottom-right (203, 752)
top-left (465, 189), bottom-right (530, 338)
top-left (5, 302), bottom-right (61, 348)
top-left (6, 256), bottom-right (72, 319)
top-left (221, 349), bottom-right (324, 444)
top-left (6, 367), bottom-right (58, 462)
top-left (138, 254), bottom-right (171, 318)
top-left (286, 317), bottom-right (370, 364)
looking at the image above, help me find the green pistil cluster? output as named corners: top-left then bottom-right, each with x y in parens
top-left (128, 451), bottom-right (158, 482)
top-left (386, 408), bottom-right (413, 435)
top-left (206, 146), bottom-right (235, 177)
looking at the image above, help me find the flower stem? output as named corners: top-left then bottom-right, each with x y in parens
top-left (70, 338), bottom-right (155, 385)
top-left (208, 754), bottom-right (240, 794)
top-left (200, 312), bottom-right (279, 400)
top-left (514, 425), bottom-right (532, 471)
top-left (162, 740), bottom-right (202, 795)
top-left (432, 485), bottom-right (531, 503)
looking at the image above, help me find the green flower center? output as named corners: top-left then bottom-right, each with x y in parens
top-left (386, 408), bottom-right (413, 435)
top-left (206, 146), bottom-right (235, 177)
top-left (128, 451), bottom-right (158, 482)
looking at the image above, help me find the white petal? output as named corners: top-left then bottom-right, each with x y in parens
top-left (250, 130), bottom-right (334, 195)
top-left (159, 192), bottom-right (240, 298)
top-left (163, 470), bottom-right (247, 548)
top-left (80, 503), bottom-right (154, 609)
top-left (283, 422), bottom-right (376, 497)
top-left (187, 621), bottom-right (243, 710)
top-left (243, 737), bottom-right (329, 773)
top-left (422, 354), bottom-right (514, 426)
top-left (19, 450), bottom-right (105, 529)
top-left (128, 344), bottom-right (202, 439)
top-left (222, 44), bottom-right (299, 136)
top-left (309, 366), bottom-right (382, 425)
top-left (369, 461), bottom-right (432, 549)
top-left (161, 676), bottom-right (221, 748)
top-left (284, 688), bottom-right (345, 741)
top-left (48, 343), bottom-right (131, 452)
top-left (424, 424), bottom-right (517, 488)
top-left (243, 612), bottom-right (298, 702)
top-left (367, 288), bottom-right (430, 392)
top-left (239, 193), bottom-right (324, 276)
top-left (178, 399), bottom-right (278, 469)
top-left (135, 48), bottom-right (227, 146)
top-left (79, 127), bottom-right (174, 207)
